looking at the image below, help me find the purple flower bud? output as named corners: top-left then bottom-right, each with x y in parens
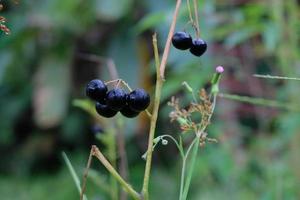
top-left (216, 66), bottom-right (224, 74)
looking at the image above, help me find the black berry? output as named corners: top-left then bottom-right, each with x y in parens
top-left (189, 38), bottom-right (207, 57)
top-left (128, 89), bottom-right (150, 112)
top-left (95, 102), bottom-right (118, 118)
top-left (120, 106), bottom-right (140, 118)
top-left (86, 79), bottom-right (107, 101)
top-left (106, 88), bottom-right (127, 111)
top-left (172, 32), bottom-right (193, 50)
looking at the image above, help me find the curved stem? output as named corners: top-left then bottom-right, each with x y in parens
top-left (160, 134), bottom-right (185, 158)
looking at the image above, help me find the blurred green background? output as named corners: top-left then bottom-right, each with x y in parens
top-left (1, 0), bottom-right (300, 199)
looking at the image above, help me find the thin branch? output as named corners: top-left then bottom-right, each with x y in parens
top-left (186, 0), bottom-right (194, 25)
top-left (62, 152), bottom-right (88, 200)
top-left (218, 93), bottom-right (299, 111)
top-left (142, 2), bottom-right (182, 196)
top-left (181, 137), bottom-right (200, 200)
top-left (192, 0), bottom-right (200, 37)
top-left (159, 0), bottom-right (182, 80)
top-left (116, 119), bottom-right (129, 200)
top-left (253, 74), bottom-right (300, 81)
top-left (91, 145), bottom-right (141, 200)
top-left (80, 148), bottom-right (94, 200)
top-left (179, 138), bottom-right (198, 200)
top-left (141, 33), bottom-right (163, 200)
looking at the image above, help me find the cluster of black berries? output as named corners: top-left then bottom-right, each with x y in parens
top-left (86, 79), bottom-right (150, 118)
top-left (172, 31), bottom-right (207, 57)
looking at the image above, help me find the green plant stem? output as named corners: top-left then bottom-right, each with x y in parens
top-left (80, 149), bottom-right (93, 200)
top-left (218, 93), bottom-right (299, 111)
top-left (62, 152), bottom-right (88, 200)
top-left (141, 33), bottom-right (162, 200)
top-left (109, 130), bottom-right (119, 200)
top-left (116, 118), bottom-right (129, 200)
top-left (142, 0), bottom-right (182, 197)
top-left (181, 137), bottom-right (200, 200)
top-left (179, 138), bottom-right (198, 200)
top-left (160, 135), bottom-right (185, 158)
top-left (253, 74), bottom-right (300, 81)
top-left (91, 146), bottom-right (141, 200)
top-left (180, 93), bottom-right (218, 200)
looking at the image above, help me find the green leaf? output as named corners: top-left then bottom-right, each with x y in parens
top-left (182, 137), bottom-right (200, 200)
top-left (62, 152), bottom-right (88, 200)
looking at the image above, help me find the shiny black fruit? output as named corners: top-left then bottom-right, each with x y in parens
top-left (128, 89), bottom-right (150, 112)
top-left (106, 88), bottom-right (127, 111)
top-left (86, 79), bottom-right (107, 101)
top-left (172, 32), bottom-right (193, 50)
top-left (189, 38), bottom-right (207, 57)
top-left (120, 106), bottom-right (140, 118)
top-left (95, 102), bottom-right (118, 118)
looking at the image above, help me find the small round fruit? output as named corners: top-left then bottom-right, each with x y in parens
top-left (128, 89), bottom-right (150, 112)
top-left (95, 102), bottom-right (118, 118)
top-left (106, 88), bottom-right (127, 111)
top-left (86, 79), bottom-right (107, 101)
top-left (189, 38), bottom-right (207, 57)
top-left (172, 32), bottom-right (193, 50)
top-left (120, 106), bottom-right (140, 118)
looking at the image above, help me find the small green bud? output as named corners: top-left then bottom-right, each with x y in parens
top-left (153, 136), bottom-right (161, 144)
top-left (177, 117), bottom-right (188, 126)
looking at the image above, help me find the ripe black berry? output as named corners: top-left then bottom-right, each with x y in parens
top-left (106, 88), bottom-right (127, 111)
top-left (189, 38), bottom-right (207, 57)
top-left (120, 106), bottom-right (140, 118)
top-left (86, 79), bottom-right (107, 101)
top-left (95, 102), bottom-right (118, 118)
top-left (128, 89), bottom-right (150, 112)
top-left (172, 31), bottom-right (193, 50)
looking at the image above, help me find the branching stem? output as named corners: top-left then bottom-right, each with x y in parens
top-left (142, 1), bottom-right (182, 198)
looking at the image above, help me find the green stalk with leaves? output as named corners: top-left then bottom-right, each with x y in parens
top-left (64, 1), bottom-right (225, 200)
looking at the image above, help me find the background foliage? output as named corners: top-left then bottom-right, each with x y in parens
top-left (0, 0), bottom-right (300, 199)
